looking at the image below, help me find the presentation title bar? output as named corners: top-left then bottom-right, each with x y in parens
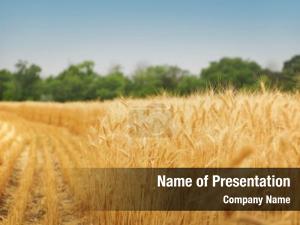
top-left (71, 168), bottom-right (300, 211)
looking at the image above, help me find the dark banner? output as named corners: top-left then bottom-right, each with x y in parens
top-left (70, 168), bottom-right (300, 211)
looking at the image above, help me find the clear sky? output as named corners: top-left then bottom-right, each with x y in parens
top-left (0, 0), bottom-right (299, 76)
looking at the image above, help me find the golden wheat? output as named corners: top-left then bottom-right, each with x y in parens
top-left (0, 91), bottom-right (298, 224)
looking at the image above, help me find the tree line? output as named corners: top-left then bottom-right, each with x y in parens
top-left (0, 55), bottom-right (299, 102)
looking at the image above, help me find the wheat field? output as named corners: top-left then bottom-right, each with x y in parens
top-left (0, 90), bottom-right (299, 225)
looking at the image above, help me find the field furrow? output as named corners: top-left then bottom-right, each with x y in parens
top-left (41, 136), bottom-right (60, 225)
top-left (0, 142), bottom-right (27, 222)
top-left (0, 134), bottom-right (26, 197)
top-left (48, 135), bottom-right (82, 225)
top-left (23, 137), bottom-right (47, 225)
top-left (3, 136), bottom-right (37, 225)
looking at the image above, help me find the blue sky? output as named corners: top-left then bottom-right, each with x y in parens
top-left (0, 0), bottom-right (299, 76)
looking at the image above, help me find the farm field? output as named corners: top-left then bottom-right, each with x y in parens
top-left (0, 91), bottom-right (299, 225)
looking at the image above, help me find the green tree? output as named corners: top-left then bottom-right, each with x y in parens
top-left (94, 67), bottom-right (127, 100)
top-left (201, 58), bottom-right (263, 90)
top-left (13, 61), bottom-right (42, 100)
top-left (261, 69), bottom-right (288, 90)
top-left (45, 61), bottom-right (99, 101)
top-left (130, 65), bottom-right (187, 97)
top-left (282, 55), bottom-right (300, 90)
top-left (177, 75), bottom-right (206, 95)
top-left (0, 69), bottom-right (13, 100)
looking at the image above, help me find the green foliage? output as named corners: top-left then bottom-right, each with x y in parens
top-left (282, 55), bottom-right (300, 90)
top-left (0, 56), bottom-right (298, 102)
top-left (95, 69), bottom-right (128, 100)
top-left (0, 69), bottom-right (13, 100)
top-left (177, 76), bottom-right (207, 95)
top-left (201, 58), bottom-right (263, 89)
top-left (44, 61), bottom-right (99, 101)
top-left (10, 61), bottom-right (42, 100)
top-left (129, 66), bottom-right (187, 97)
top-left (283, 55), bottom-right (300, 76)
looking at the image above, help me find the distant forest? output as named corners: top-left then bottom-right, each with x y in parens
top-left (0, 55), bottom-right (299, 102)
